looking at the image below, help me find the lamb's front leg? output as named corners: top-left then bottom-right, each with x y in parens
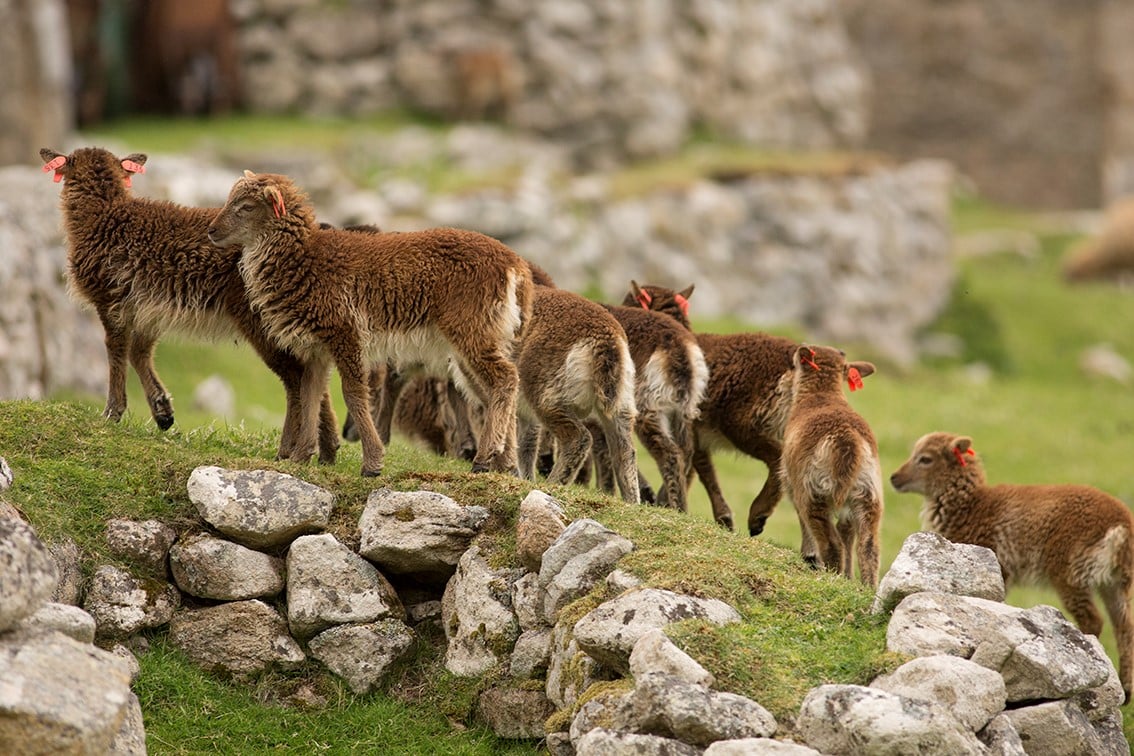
top-left (290, 358), bottom-right (331, 464)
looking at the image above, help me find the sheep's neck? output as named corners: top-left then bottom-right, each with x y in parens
top-left (922, 467), bottom-right (986, 536)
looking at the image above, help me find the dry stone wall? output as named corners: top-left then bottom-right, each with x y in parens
top-left (230, 0), bottom-right (870, 167)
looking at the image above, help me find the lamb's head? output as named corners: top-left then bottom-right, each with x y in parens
top-left (39, 147), bottom-right (147, 191)
top-left (790, 344), bottom-right (875, 396)
top-left (622, 281), bottom-right (694, 329)
top-left (890, 431), bottom-right (983, 495)
top-left (209, 171), bottom-right (312, 248)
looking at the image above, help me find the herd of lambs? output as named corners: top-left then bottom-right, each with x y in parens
top-left (40, 145), bottom-right (1134, 703)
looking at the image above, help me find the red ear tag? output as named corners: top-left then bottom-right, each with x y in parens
top-left (847, 366), bottom-right (864, 391)
top-left (43, 155), bottom-right (66, 182)
top-left (636, 289), bottom-right (652, 310)
top-left (953, 446), bottom-right (975, 466)
top-left (802, 348), bottom-right (820, 371)
top-left (674, 293), bottom-right (689, 318)
top-left (121, 160), bottom-right (145, 174)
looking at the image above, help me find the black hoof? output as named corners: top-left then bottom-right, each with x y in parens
top-left (460, 446), bottom-right (477, 462)
top-left (155, 414), bottom-right (175, 431)
top-left (640, 484), bottom-right (656, 505)
top-left (803, 555), bottom-right (820, 570)
top-left (537, 453), bottom-right (555, 477)
top-left (749, 517), bottom-right (767, 537)
top-left (470, 462), bottom-right (490, 474)
top-left (361, 468), bottom-right (382, 478)
top-left (718, 516), bottom-right (735, 532)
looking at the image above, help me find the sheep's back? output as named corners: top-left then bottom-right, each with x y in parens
top-left (696, 332), bottom-right (796, 443)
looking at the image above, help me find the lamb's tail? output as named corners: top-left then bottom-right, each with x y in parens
top-left (595, 338), bottom-right (636, 420)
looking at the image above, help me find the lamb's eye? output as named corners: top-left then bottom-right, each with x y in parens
top-left (917, 455), bottom-right (933, 465)
top-left (238, 203), bottom-right (256, 214)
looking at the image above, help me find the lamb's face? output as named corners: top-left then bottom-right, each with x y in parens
top-left (890, 432), bottom-right (974, 494)
top-left (209, 177), bottom-right (275, 248)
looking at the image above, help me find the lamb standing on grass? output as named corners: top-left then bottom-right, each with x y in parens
top-left (891, 431), bottom-right (1134, 701)
top-left (781, 344), bottom-right (882, 586)
top-left (623, 282), bottom-right (797, 533)
top-left (516, 287), bottom-right (639, 502)
top-left (41, 147), bottom-right (341, 463)
top-left (600, 303), bottom-right (708, 514)
top-left (208, 170), bottom-right (533, 477)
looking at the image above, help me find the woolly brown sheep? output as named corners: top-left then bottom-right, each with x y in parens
top-left (782, 344), bottom-right (881, 585)
top-left (40, 146), bottom-right (340, 463)
top-left (892, 431), bottom-right (1134, 701)
top-left (208, 171), bottom-right (533, 476)
top-left (600, 302), bottom-right (708, 514)
top-left (623, 281), bottom-right (797, 533)
top-left (516, 287), bottom-right (639, 501)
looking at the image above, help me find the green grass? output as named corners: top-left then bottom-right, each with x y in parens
top-left (15, 113), bottom-right (1134, 744)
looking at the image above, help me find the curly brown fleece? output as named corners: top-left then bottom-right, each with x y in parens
top-left (40, 146), bottom-right (339, 463)
top-left (208, 171), bottom-right (534, 477)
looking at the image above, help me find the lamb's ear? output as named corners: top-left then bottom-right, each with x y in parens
top-left (264, 184), bottom-right (287, 218)
top-left (121, 153), bottom-right (147, 170)
top-left (631, 280), bottom-right (652, 309)
top-left (849, 361), bottom-right (875, 379)
top-left (845, 360), bottom-right (873, 391)
top-left (40, 148), bottom-right (68, 182)
top-left (120, 154), bottom-right (146, 187)
top-left (677, 284), bottom-right (695, 300)
top-left (243, 169), bottom-right (256, 179)
top-left (951, 436), bottom-right (976, 466)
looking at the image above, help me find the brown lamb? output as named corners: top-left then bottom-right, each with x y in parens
top-left (40, 146), bottom-right (340, 463)
top-left (623, 281), bottom-right (798, 533)
top-left (515, 287), bottom-right (639, 501)
top-left (781, 344), bottom-right (882, 586)
top-left (599, 302), bottom-right (708, 514)
top-left (207, 170), bottom-right (534, 476)
top-left (891, 431), bottom-right (1134, 701)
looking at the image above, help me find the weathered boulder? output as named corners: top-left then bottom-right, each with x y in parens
top-left (515, 489), bottom-right (567, 573)
top-left (1001, 700), bottom-right (1125, 756)
top-left (574, 727), bottom-right (700, 755)
top-left (977, 714), bottom-right (1026, 756)
top-left (887, 592), bottom-right (1114, 702)
top-left (511, 570), bottom-right (546, 632)
top-left (286, 533), bottom-right (405, 639)
top-left (105, 518), bottom-right (177, 577)
top-left (168, 599), bottom-right (305, 677)
top-left (47, 537), bottom-right (83, 606)
top-left (358, 488), bottom-right (488, 582)
top-left (83, 565), bottom-right (180, 642)
top-left (872, 531), bottom-right (1005, 613)
top-left (18, 602), bottom-right (97, 644)
top-left (573, 588), bottom-right (741, 673)
top-left (307, 619), bottom-right (416, 694)
top-left (622, 673), bottom-right (778, 747)
top-left (187, 465), bottom-right (334, 549)
top-left (109, 692), bottom-right (147, 756)
top-left (170, 532), bottom-right (286, 601)
top-left (703, 740), bottom-right (821, 755)
top-left (546, 619), bottom-right (604, 710)
top-left (0, 456), bottom-right (11, 491)
top-left (0, 629), bottom-right (136, 754)
top-left (510, 627), bottom-right (553, 679)
top-left (538, 518), bottom-right (634, 623)
top-left (629, 629), bottom-right (714, 687)
top-left (477, 685), bottom-right (557, 740)
top-left (797, 684), bottom-right (986, 755)
top-left (441, 545), bottom-right (521, 675)
top-left (0, 517), bottom-right (57, 632)
top-left (871, 654), bottom-right (1006, 732)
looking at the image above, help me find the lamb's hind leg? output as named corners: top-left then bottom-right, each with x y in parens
top-left (127, 330), bottom-right (174, 430)
top-left (636, 411), bottom-right (686, 512)
top-left (601, 411), bottom-right (640, 504)
top-left (97, 311), bottom-right (130, 422)
top-left (1100, 575), bottom-right (1134, 703)
top-left (745, 447), bottom-right (784, 537)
